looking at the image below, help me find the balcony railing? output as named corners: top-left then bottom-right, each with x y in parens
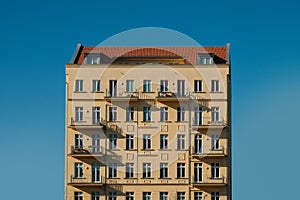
top-left (192, 176), bottom-right (226, 185)
top-left (105, 90), bottom-right (139, 98)
top-left (69, 175), bottom-right (105, 185)
top-left (193, 147), bottom-right (225, 156)
top-left (192, 117), bottom-right (226, 126)
top-left (70, 145), bottom-right (104, 155)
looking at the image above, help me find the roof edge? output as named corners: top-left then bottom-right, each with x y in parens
top-left (70, 43), bottom-right (83, 64)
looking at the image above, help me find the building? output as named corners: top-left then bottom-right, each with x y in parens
top-left (65, 44), bottom-right (232, 200)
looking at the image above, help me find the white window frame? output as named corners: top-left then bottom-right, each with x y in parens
top-left (194, 163), bottom-right (202, 183)
top-left (75, 162), bottom-right (83, 178)
top-left (74, 192), bottom-right (83, 200)
top-left (75, 107), bottom-right (84, 122)
top-left (126, 80), bottom-right (135, 92)
top-left (126, 163), bottom-right (134, 178)
top-left (212, 192), bottom-right (220, 200)
top-left (126, 192), bottom-right (134, 200)
top-left (211, 163), bottom-right (220, 179)
top-left (160, 107), bottom-right (168, 122)
top-left (177, 80), bottom-right (185, 97)
top-left (92, 134), bottom-right (100, 153)
top-left (143, 80), bottom-right (152, 92)
top-left (92, 192), bottom-right (100, 200)
top-left (177, 192), bottom-right (186, 200)
top-left (126, 107), bottom-right (134, 121)
top-left (177, 163), bottom-right (185, 178)
top-left (194, 192), bottom-right (202, 200)
top-left (75, 80), bottom-right (84, 92)
top-left (143, 134), bottom-right (151, 150)
top-left (109, 134), bottom-right (117, 150)
top-left (211, 80), bottom-right (220, 92)
top-left (143, 163), bottom-right (151, 178)
top-left (143, 192), bottom-right (151, 200)
top-left (177, 107), bottom-right (185, 122)
top-left (177, 134), bottom-right (185, 150)
top-left (126, 134), bottom-right (134, 150)
top-left (109, 107), bottom-right (117, 121)
top-left (92, 107), bottom-right (101, 125)
top-left (211, 107), bottom-right (220, 122)
top-left (194, 80), bottom-right (203, 92)
top-left (198, 54), bottom-right (213, 64)
top-left (194, 107), bottom-right (202, 125)
top-left (109, 163), bottom-right (117, 178)
top-left (160, 80), bottom-right (168, 92)
top-left (194, 134), bottom-right (202, 154)
top-left (160, 163), bottom-right (168, 178)
top-left (75, 134), bottom-right (83, 149)
top-left (160, 134), bottom-right (168, 150)
top-left (160, 192), bottom-right (168, 200)
top-left (211, 134), bottom-right (220, 150)
top-left (109, 192), bottom-right (117, 200)
top-left (84, 53), bottom-right (100, 64)
top-left (92, 80), bottom-right (101, 92)
top-left (143, 107), bottom-right (151, 121)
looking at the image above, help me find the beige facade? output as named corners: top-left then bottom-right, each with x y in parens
top-left (65, 44), bottom-right (232, 200)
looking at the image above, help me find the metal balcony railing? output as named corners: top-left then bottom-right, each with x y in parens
top-left (69, 175), bottom-right (105, 184)
top-left (192, 176), bottom-right (226, 184)
top-left (70, 145), bottom-right (104, 154)
top-left (192, 117), bottom-right (226, 126)
top-left (193, 147), bottom-right (225, 155)
top-left (105, 89), bottom-right (139, 98)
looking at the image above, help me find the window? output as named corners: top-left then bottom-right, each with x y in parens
top-left (143, 192), bottom-right (151, 200)
top-left (75, 80), bottom-right (84, 92)
top-left (126, 192), bottom-right (134, 200)
top-left (194, 192), bottom-right (202, 200)
top-left (143, 107), bottom-right (151, 121)
top-left (211, 107), bottom-right (220, 122)
top-left (109, 192), bottom-right (117, 200)
top-left (194, 163), bottom-right (202, 183)
top-left (109, 107), bottom-right (117, 121)
top-left (109, 80), bottom-right (118, 97)
top-left (109, 163), bottom-right (117, 178)
top-left (75, 107), bottom-right (83, 121)
top-left (109, 134), bottom-right (117, 150)
top-left (194, 80), bottom-right (202, 92)
top-left (194, 107), bottom-right (202, 125)
top-left (126, 80), bottom-right (135, 92)
top-left (211, 134), bottom-right (220, 150)
top-left (198, 54), bottom-right (213, 64)
top-left (92, 163), bottom-right (101, 182)
top-left (143, 163), bottom-right (151, 178)
top-left (160, 107), bottom-right (168, 121)
top-left (126, 107), bottom-right (134, 121)
top-left (143, 80), bottom-right (151, 92)
top-left (75, 134), bottom-right (83, 149)
top-left (160, 163), bottom-right (168, 178)
top-left (84, 53), bottom-right (100, 64)
top-left (126, 163), bottom-right (134, 178)
top-left (92, 107), bottom-right (101, 125)
top-left (177, 107), bottom-right (185, 121)
top-left (126, 134), bottom-right (134, 150)
top-left (177, 163), bottom-right (185, 178)
top-left (92, 192), bottom-right (100, 200)
top-left (211, 192), bottom-right (220, 200)
top-left (92, 80), bottom-right (101, 92)
top-left (160, 80), bottom-right (168, 92)
top-left (92, 134), bottom-right (100, 153)
top-left (143, 134), bottom-right (151, 150)
top-left (160, 192), bottom-right (168, 200)
top-left (211, 80), bottom-right (220, 92)
top-left (194, 134), bottom-right (202, 154)
top-left (74, 163), bottom-right (83, 178)
top-left (177, 192), bottom-right (186, 200)
top-left (160, 134), bottom-right (168, 149)
top-left (211, 163), bottom-right (220, 178)
top-left (177, 134), bottom-right (185, 150)
top-left (177, 80), bottom-right (185, 97)
top-left (74, 192), bottom-right (83, 200)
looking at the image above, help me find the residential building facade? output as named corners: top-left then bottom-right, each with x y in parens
top-left (65, 44), bottom-right (232, 200)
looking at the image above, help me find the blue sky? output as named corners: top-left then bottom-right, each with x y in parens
top-left (0, 0), bottom-right (300, 199)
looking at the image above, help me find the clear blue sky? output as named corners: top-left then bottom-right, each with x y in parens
top-left (0, 0), bottom-right (299, 199)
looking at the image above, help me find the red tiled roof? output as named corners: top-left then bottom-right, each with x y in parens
top-left (75, 46), bottom-right (227, 64)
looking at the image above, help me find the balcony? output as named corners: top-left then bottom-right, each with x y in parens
top-left (69, 118), bottom-right (104, 130)
top-left (68, 175), bottom-right (105, 187)
top-left (104, 90), bottom-right (139, 102)
top-left (69, 145), bottom-right (104, 157)
top-left (192, 117), bottom-right (226, 129)
top-left (192, 147), bottom-right (226, 158)
top-left (192, 176), bottom-right (226, 186)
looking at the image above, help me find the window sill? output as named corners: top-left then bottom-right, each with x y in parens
top-left (175, 177), bottom-right (188, 179)
top-left (91, 91), bottom-right (104, 93)
top-left (141, 149), bottom-right (155, 151)
top-left (124, 178), bottom-right (138, 180)
top-left (159, 149), bottom-right (172, 151)
top-left (141, 121), bottom-right (154, 123)
top-left (74, 91), bottom-right (87, 93)
top-left (210, 91), bottom-right (223, 93)
top-left (175, 121), bottom-right (188, 123)
top-left (107, 177), bottom-right (120, 179)
top-left (158, 121), bottom-right (172, 123)
top-left (142, 91), bottom-right (155, 93)
top-left (141, 178), bottom-right (154, 179)
top-left (193, 91), bottom-right (206, 93)
top-left (124, 149), bottom-right (137, 151)
top-left (158, 178), bottom-right (171, 179)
